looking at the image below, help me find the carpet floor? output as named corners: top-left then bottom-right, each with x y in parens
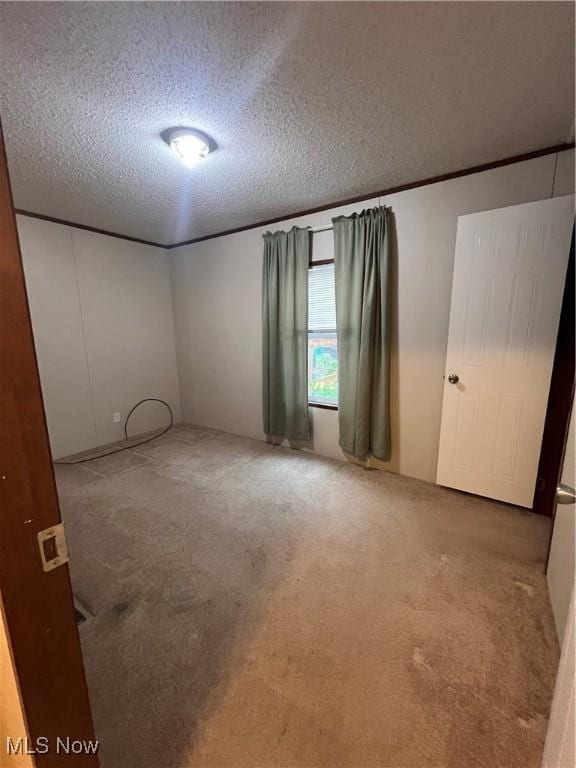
top-left (55, 425), bottom-right (559, 768)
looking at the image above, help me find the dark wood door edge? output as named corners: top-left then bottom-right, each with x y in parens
top-left (534, 227), bottom-right (575, 520)
top-left (0, 124), bottom-right (98, 765)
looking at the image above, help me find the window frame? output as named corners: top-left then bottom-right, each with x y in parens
top-left (308, 257), bottom-right (338, 411)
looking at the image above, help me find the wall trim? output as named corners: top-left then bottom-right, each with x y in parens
top-left (167, 143), bottom-right (574, 248)
top-left (14, 209), bottom-right (165, 248)
top-left (14, 143), bottom-right (575, 250)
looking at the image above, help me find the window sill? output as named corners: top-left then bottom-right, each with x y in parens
top-left (309, 402), bottom-right (338, 411)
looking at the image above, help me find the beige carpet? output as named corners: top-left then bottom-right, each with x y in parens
top-left (55, 425), bottom-right (559, 768)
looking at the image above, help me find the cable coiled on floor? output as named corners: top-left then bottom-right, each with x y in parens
top-left (54, 398), bottom-right (173, 465)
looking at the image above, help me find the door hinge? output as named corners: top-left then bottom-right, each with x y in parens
top-left (37, 522), bottom-right (70, 572)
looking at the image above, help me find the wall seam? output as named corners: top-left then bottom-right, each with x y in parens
top-left (165, 248), bottom-right (185, 424)
top-left (69, 228), bottom-right (100, 448)
top-left (550, 152), bottom-right (560, 198)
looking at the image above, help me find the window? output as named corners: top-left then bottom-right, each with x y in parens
top-left (308, 262), bottom-right (338, 408)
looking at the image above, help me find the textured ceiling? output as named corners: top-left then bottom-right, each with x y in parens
top-left (0, 2), bottom-right (574, 246)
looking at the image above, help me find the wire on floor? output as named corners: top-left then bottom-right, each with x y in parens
top-left (53, 398), bottom-right (174, 465)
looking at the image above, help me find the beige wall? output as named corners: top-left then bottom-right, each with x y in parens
top-left (0, 595), bottom-right (33, 767)
top-left (18, 217), bottom-right (181, 459)
top-left (170, 149), bottom-right (575, 483)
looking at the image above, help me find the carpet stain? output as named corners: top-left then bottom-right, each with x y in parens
top-left (249, 546), bottom-right (267, 573)
top-left (412, 646), bottom-right (434, 673)
top-left (517, 713), bottom-right (547, 733)
top-left (514, 580), bottom-right (536, 597)
top-left (112, 601), bottom-right (131, 615)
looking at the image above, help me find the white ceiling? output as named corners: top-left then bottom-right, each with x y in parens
top-left (0, 2), bottom-right (573, 246)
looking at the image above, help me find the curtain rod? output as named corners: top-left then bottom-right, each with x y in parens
top-left (310, 224), bottom-right (333, 233)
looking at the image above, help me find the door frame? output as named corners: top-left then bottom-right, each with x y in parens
top-left (533, 228), bottom-right (575, 518)
top-left (0, 124), bottom-right (98, 765)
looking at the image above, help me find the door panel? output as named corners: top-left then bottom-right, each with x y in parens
top-left (0, 127), bottom-right (98, 765)
top-left (437, 196), bottom-right (574, 507)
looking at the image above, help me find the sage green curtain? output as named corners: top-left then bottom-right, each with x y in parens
top-left (332, 207), bottom-right (391, 460)
top-left (262, 227), bottom-right (311, 440)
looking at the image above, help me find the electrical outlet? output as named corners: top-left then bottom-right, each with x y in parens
top-left (113, 412), bottom-right (121, 423)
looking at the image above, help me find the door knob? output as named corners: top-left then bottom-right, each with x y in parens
top-left (448, 373), bottom-right (459, 384)
top-left (556, 484), bottom-right (576, 505)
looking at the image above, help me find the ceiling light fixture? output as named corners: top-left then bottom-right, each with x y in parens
top-left (163, 127), bottom-right (213, 168)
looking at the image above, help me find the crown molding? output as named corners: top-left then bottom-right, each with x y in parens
top-left (15, 143), bottom-right (575, 250)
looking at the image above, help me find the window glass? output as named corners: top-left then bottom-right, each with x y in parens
top-left (308, 264), bottom-right (338, 407)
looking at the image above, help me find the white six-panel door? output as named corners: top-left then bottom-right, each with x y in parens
top-left (436, 196), bottom-right (574, 507)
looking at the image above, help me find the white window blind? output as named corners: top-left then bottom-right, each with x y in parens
top-left (308, 264), bottom-right (336, 331)
top-left (308, 263), bottom-right (338, 407)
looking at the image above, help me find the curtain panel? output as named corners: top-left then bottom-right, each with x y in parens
top-left (332, 207), bottom-right (391, 460)
top-left (262, 226), bottom-right (311, 440)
